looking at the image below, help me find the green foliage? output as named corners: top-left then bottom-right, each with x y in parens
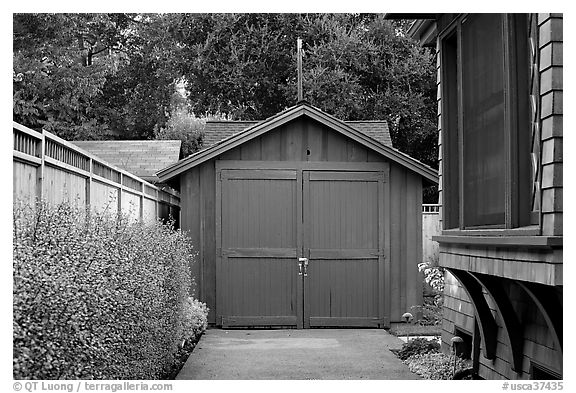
top-left (182, 298), bottom-right (209, 341)
top-left (411, 295), bottom-right (444, 326)
top-left (13, 200), bottom-right (208, 379)
top-left (13, 13), bottom-right (136, 139)
top-left (396, 337), bottom-right (441, 361)
top-left (13, 13), bottom-right (173, 140)
top-left (155, 107), bottom-right (205, 158)
top-left (418, 258), bottom-right (445, 294)
top-left (14, 13), bottom-right (438, 196)
top-left (404, 352), bottom-right (472, 380)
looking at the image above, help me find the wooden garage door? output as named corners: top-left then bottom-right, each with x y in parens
top-left (217, 166), bottom-right (388, 328)
top-left (218, 169), bottom-right (302, 328)
top-left (303, 171), bottom-right (385, 328)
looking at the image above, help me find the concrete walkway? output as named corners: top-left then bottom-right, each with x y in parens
top-left (177, 328), bottom-right (419, 380)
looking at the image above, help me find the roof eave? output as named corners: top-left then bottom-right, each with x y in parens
top-left (157, 104), bottom-right (305, 180)
top-left (407, 19), bottom-right (438, 47)
top-left (157, 103), bottom-right (438, 184)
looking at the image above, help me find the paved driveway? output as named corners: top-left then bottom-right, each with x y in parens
top-left (177, 328), bottom-right (419, 380)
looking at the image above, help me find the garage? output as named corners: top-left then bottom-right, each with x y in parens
top-left (157, 102), bottom-right (437, 328)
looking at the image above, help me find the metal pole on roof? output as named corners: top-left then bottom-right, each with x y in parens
top-left (297, 38), bottom-right (303, 102)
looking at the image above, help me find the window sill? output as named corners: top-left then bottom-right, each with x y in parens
top-left (432, 233), bottom-right (562, 248)
top-left (441, 226), bottom-right (541, 237)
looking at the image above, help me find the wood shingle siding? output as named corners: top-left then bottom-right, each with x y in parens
top-left (409, 13), bottom-right (563, 379)
top-left (538, 14), bottom-right (563, 236)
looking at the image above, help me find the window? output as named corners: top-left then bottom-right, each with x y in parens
top-left (441, 14), bottom-right (534, 230)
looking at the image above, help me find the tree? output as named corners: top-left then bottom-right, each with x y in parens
top-left (14, 13), bottom-right (438, 202)
top-left (154, 106), bottom-right (204, 158)
top-left (167, 14), bottom-right (437, 169)
top-left (13, 13), bottom-right (177, 140)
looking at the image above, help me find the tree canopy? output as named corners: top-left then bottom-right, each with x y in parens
top-left (13, 13), bottom-right (438, 199)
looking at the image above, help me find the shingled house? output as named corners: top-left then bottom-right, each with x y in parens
top-left (402, 13), bottom-right (563, 380)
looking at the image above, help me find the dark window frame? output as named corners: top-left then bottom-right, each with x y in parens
top-left (440, 13), bottom-right (535, 232)
top-left (530, 361), bottom-right (562, 380)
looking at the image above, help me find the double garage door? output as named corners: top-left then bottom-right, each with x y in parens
top-left (216, 163), bottom-right (389, 328)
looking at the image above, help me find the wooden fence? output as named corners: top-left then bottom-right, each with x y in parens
top-left (13, 122), bottom-right (180, 226)
top-left (421, 204), bottom-right (440, 294)
top-left (422, 204), bottom-right (440, 265)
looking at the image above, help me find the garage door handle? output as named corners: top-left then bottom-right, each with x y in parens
top-left (299, 258), bottom-right (309, 277)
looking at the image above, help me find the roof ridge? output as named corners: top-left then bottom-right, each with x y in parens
top-left (73, 140), bottom-right (182, 143)
top-left (205, 120), bottom-right (258, 123)
top-left (205, 119), bottom-right (387, 123)
top-left (346, 120), bottom-right (388, 123)
top-left (158, 103), bottom-right (437, 184)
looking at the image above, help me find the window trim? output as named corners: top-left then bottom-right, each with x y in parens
top-left (439, 13), bottom-right (536, 234)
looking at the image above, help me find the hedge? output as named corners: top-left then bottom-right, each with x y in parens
top-left (13, 200), bottom-right (207, 379)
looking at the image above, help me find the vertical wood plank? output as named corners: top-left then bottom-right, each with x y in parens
top-left (240, 138), bottom-right (262, 160)
top-left (215, 165), bottom-right (223, 325)
top-left (306, 121), bottom-right (324, 161)
top-left (283, 119), bottom-right (304, 161)
top-left (86, 158), bottom-right (93, 210)
top-left (36, 132), bottom-right (45, 202)
top-left (260, 130), bottom-right (281, 161)
top-left (117, 173), bottom-right (123, 216)
top-left (325, 131), bottom-right (348, 161)
top-left (388, 165), bottom-right (399, 320)
top-left (296, 169), bottom-right (304, 328)
top-left (347, 140), bottom-right (369, 162)
top-left (405, 172), bottom-right (423, 313)
top-left (383, 164), bottom-right (392, 326)
top-left (220, 146), bottom-right (241, 160)
top-left (378, 171), bottom-right (386, 326)
top-left (303, 170), bottom-right (311, 328)
top-left (201, 162), bottom-right (217, 318)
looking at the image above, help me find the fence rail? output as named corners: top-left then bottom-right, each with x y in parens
top-left (13, 122), bottom-right (180, 226)
top-left (422, 203), bottom-right (440, 213)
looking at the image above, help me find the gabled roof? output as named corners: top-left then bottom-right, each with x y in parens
top-left (203, 120), bottom-right (392, 149)
top-left (72, 140), bottom-right (181, 183)
top-left (157, 102), bottom-right (438, 183)
top-left (346, 121), bottom-right (392, 147)
top-left (202, 121), bottom-right (258, 148)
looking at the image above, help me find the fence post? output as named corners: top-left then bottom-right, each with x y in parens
top-left (118, 173), bottom-right (123, 216)
top-left (86, 157), bottom-right (93, 209)
top-left (35, 131), bottom-right (46, 201)
top-left (139, 181), bottom-right (144, 222)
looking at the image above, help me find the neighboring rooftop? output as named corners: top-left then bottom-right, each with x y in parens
top-left (202, 121), bottom-right (259, 149)
top-left (203, 119), bottom-right (392, 149)
top-left (72, 140), bottom-right (181, 183)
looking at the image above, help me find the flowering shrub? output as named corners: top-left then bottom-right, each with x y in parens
top-left (418, 257), bottom-right (445, 294)
top-left (404, 352), bottom-right (471, 380)
top-left (13, 200), bottom-right (207, 380)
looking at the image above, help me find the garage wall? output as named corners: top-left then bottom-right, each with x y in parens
top-left (180, 117), bottom-right (423, 324)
